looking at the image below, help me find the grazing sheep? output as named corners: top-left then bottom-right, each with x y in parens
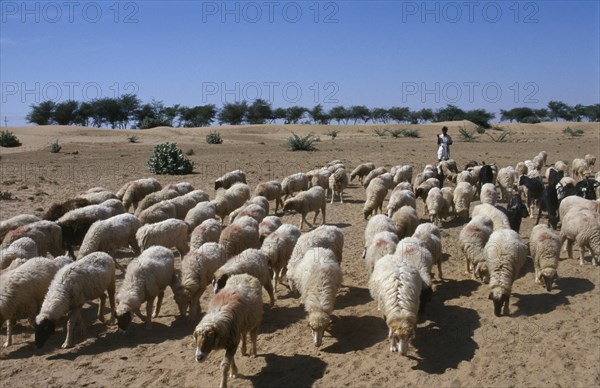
top-left (453, 182), bottom-right (476, 219)
top-left (438, 159), bottom-right (459, 181)
top-left (392, 165), bottom-right (413, 186)
top-left (363, 167), bottom-right (388, 189)
top-left (116, 246), bottom-right (175, 331)
top-left (0, 214), bottom-right (41, 241)
top-left (34, 252), bottom-right (116, 349)
top-left (515, 162), bottom-right (527, 177)
top-left (288, 247), bottom-right (342, 347)
top-left (377, 173), bottom-right (395, 190)
top-left (212, 249), bottom-right (274, 306)
top-left (310, 169), bottom-right (332, 198)
top-left (363, 214), bottom-right (398, 258)
top-left (364, 231), bottom-right (398, 275)
top-left (122, 178), bottom-right (162, 212)
top-left (413, 223), bottom-right (443, 279)
top-left (283, 186), bottom-right (326, 229)
top-left (190, 219), bottom-right (222, 251)
top-left (214, 170), bottom-right (247, 190)
top-left (369, 255), bottom-right (421, 355)
top-left (415, 178), bottom-right (441, 215)
top-left (261, 224), bottom-right (301, 293)
top-left (560, 208), bottom-right (600, 265)
top-left (386, 189), bottom-right (416, 218)
top-left (116, 181), bottom-right (132, 200)
top-left (228, 203), bottom-right (266, 225)
top-left (288, 225), bottom-right (344, 280)
top-left (529, 225), bottom-right (560, 291)
top-left (253, 181), bottom-right (283, 213)
top-left (350, 162), bottom-right (376, 184)
top-left (456, 170), bottom-right (473, 184)
top-left (391, 206), bottom-right (419, 240)
top-left (136, 218), bottom-right (189, 258)
top-left (441, 187), bottom-right (455, 215)
top-left (78, 213), bottom-right (141, 269)
top-left (532, 155), bottom-right (544, 171)
top-left (281, 173), bottom-right (310, 200)
top-left (472, 203), bottom-right (510, 231)
top-left (584, 154), bottom-right (596, 168)
top-left (395, 181), bottom-right (413, 191)
top-left (363, 177), bottom-right (388, 219)
top-left (395, 237), bottom-right (434, 314)
top-left (77, 190), bottom-right (117, 204)
top-left (138, 200), bottom-right (177, 226)
top-left (0, 237), bottom-right (38, 270)
top-left (480, 183), bottom-right (497, 205)
top-left (134, 189), bottom-right (180, 217)
top-left (193, 273), bottom-right (263, 388)
top-left (554, 160), bottom-right (568, 174)
top-left (3, 220), bottom-right (63, 258)
top-left (459, 215), bottom-right (494, 280)
top-left (165, 182), bottom-right (195, 195)
top-left (219, 216), bottom-right (260, 258)
top-left (170, 190), bottom-right (210, 220)
top-left (0, 256), bottom-right (72, 347)
top-left (485, 229), bottom-right (527, 317)
top-left (258, 216), bottom-right (282, 243)
top-left (572, 158), bottom-right (589, 180)
top-left (185, 201), bottom-right (217, 232)
top-left (425, 187), bottom-right (448, 226)
top-left (497, 166), bottom-right (517, 202)
top-left (212, 183), bottom-right (252, 225)
top-left (558, 195), bottom-right (600, 222)
top-left (172, 243), bottom-right (227, 320)
top-left (43, 198), bottom-right (91, 221)
top-left (329, 168), bottom-right (349, 203)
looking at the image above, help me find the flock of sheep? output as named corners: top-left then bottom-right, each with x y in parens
top-left (0, 152), bottom-right (599, 388)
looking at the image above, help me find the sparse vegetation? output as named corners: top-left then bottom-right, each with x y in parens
top-left (487, 131), bottom-right (512, 142)
top-left (327, 130), bottom-right (339, 139)
top-left (206, 130), bottom-right (223, 144)
top-left (186, 148), bottom-right (195, 156)
top-left (563, 126), bottom-right (584, 137)
top-left (458, 126), bottom-right (477, 142)
top-left (476, 125), bottom-right (486, 134)
top-left (373, 128), bottom-right (387, 137)
top-left (127, 135), bottom-right (139, 143)
top-left (287, 132), bottom-right (318, 151)
top-left (49, 139), bottom-right (62, 153)
top-left (0, 191), bottom-right (16, 201)
top-left (147, 142), bottom-right (194, 175)
top-left (388, 129), bottom-right (404, 138)
top-left (402, 129), bottom-right (420, 138)
top-left (0, 130), bottom-right (21, 148)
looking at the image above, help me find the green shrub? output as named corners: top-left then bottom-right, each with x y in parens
top-left (486, 131), bottom-right (511, 142)
top-left (402, 129), bottom-right (420, 138)
top-left (475, 126), bottom-right (486, 134)
top-left (186, 148), bottom-right (195, 156)
top-left (287, 132), bottom-right (317, 151)
top-left (388, 129), bottom-right (404, 138)
top-left (127, 135), bottom-right (139, 143)
top-left (327, 130), bottom-right (339, 139)
top-left (206, 130), bottom-right (223, 144)
top-left (458, 126), bottom-right (477, 142)
top-left (373, 128), bottom-right (387, 137)
top-left (147, 142), bottom-right (194, 175)
top-left (0, 130), bottom-right (21, 148)
top-left (49, 139), bottom-right (61, 153)
top-left (563, 126), bottom-right (584, 137)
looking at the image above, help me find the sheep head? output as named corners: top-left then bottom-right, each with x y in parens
top-left (116, 310), bottom-right (133, 332)
top-left (308, 310), bottom-right (331, 347)
top-left (212, 274), bottom-right (229, 295)
top-left (540, 269), bottom-right (558, 292)
top-left (282, 198), bottom-right (300, 213)
top-left (488, 290), bottom-right (509, 317)
top-left (388, 320), bottom-right (414, 355)
top-left (34, 318), bottom-right (56, 349)
top-left (214, 179), bottom-right (223, 191)
top-left (193, 326), bottom-right (218, 362)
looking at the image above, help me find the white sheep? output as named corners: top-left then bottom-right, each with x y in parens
top-left (515, 161), bottom-right (527, 177)
top-left (214, 170), bottom-right (247, 190)
top-left (212, 248), bottom-right (275, 306)
top-left (169, 190), bottom-right (210, 220)
top-left (3, 220), bottom-right (63, 258)
top-left (190, 219), bottom-right (222, 251)
top-left (329, 168), bottom-right (349, 203)
top-left (309, 169), bottom-right (332, 199)
top-left (172, 243), bottom-right (227, 321)
top-left (219, 216), bottom-right (260, 258)
top-left (122, 178), bottom-right (162, 211)
top-left (116, 246), bottom-right (175, 331)
top-left (529, 224), bottom-right (560, 291)
top-left (386, 189), bottom-right (416, 218)
top-left (472, 203), bottom-right (510, 230)
top-left (77, 190), bottom-right (117, 204)
top-left (253, 181), bottom-right (283, 213)
top-left (134, 189), bottom-right (180, 217)
top-left (395, 237), bottom-right (434, 297)
top-left (441, 187), bottom-right (455, 216)
top-left (395, 181), bottom-right (414, 191)
top-left (138, 200), bottom-right (177, 225)
top-left (281, 173), bottom-right (310, 200)
top-left (456, 170), bottom-right (473, 184)
top-left (258, 216), bottom-right (282, 243)
top-left (288, 225), bottom-right (344, 280)
top-left (532, 155), bottom-right (544, 171)
top-left (282, 186), bottom-right (326, 229)
top-left (350, 162), bottom-right (376, 184)
top-left (369, 255), bottom-right (421, 355)
top-left (78, 213), bottom-right (141, 263)
top-left (415, 177), bottom-right (440, 215)
top-left (496, 166), bottom-right (517, 202)
top-left (363, 167), bottom-right (388, 189)
top-left (459, 215), bottom-right (494, 281)
top-left (0, 214), bottom-right (41, 241)
top-left (260, 224), bottom-right (301, 293)
top-left (0, 237), bottom-right (38, 270)
top-left (34, 252), bottom-right (116, 349)
top-left (425, 187), bottom-right (448, 226)
top-left (364, 231), bottom-right (398, 275)
top-left (559, 208), bottom-right (600, 265)
top-left (136, 218), bottom-right (189, 258)
top-left (228, 202), bottom-right (267, 225)
top-left (558, 194), bottom-right (600, 220)
top-left (453, 182), bottom-right (476, 219)
top-left (164, 181), bottom-right (195, 195)
top-left (485, 229), bottom-right (527, 316)
top-left (584, 154), bottom-right (596, 168)
top-left (363, 177), bottom-right (388, 219)
top-left (288, 247), bottom-right (342, 347)
top-left (193, 273), bottom-right (263, 388)
top-left (413, 223), bottom-right (443, 279)
top-left (392, 165), bottom-right (413, 185)
top-left (363, 214), bottom-right (398, 258)
top-left (0, 255), bottom-right (72, 347)
top-left (185, 201), bottom-right (217, 232)
top-left (212, 183), bottom-right (252, 225)
top-left (554, 160), bottom-right (568, 174)
top-left (571, 158), bottom-right (589, 180)
top-left (480, 183), bottom-right (497, 205)
top-left (391, 206), bottom-right (419, 239)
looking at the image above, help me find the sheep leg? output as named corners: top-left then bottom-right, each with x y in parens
top-left (250, 327), bottom-right (258, 357)
top-left (566, 240), bottom-right (574, 260)
top-left (145, 298), bottom-right (154, 329)
top-left (312, 210), bottom-right (320, 226)
top-left (97, 293), bottom-right (107, 323)
top-left (190, 293), bottom-right (201, 322)
top-left (436, 256), bottom-right (443, 280)
top-left (154, 291), bottom-right (164, 317)
top-left (302, 214), bottom-right (313, 229)
top-left (130, 238), bottom-right (141, 255)
top-left (107, 282), bottom-right (116, 324)
top-left (3, 320), bottom-right (12, 347)
top-left (62, 308), bottom-right (82, 348)
top-left (240, 332), bottom-right (248, 356)
top-left (134, 309), bottom-right (146, 322)
top-left (503, 296), bottom-right (510, 316)
top-left (321, 204), bottom-right (326, 225)
top-left (265, 282), bottom-right (275, 307)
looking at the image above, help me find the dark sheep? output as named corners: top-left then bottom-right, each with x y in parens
top-left (536, 170), bottom-right (564, 229)
top-left (496, 196), bottom-right (529, 233)
top-left (43, 198), bottom-right (91, 221)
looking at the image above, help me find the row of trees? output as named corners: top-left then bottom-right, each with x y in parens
top-left (26, 96), bottom-right (600, 129)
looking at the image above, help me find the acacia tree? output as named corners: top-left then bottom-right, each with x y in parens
top-left (218, 101), bottom-right (248, 125)
top-left (388, 107), bottom-right (410, 123)
top-left (371, 108), bottom-right (391, 124)
top-left (53, 100), bottom-right (79, 125)
top-left (246, 99), bottom-right (272, 124)
top-left (26, 101), bottom-right (56, 125)
top-left (284, 106), bottom-right (306, 124)
top-left (180, 105), bottom-right (216, 127)
top-left (329, 106), bottom-right (349, 124)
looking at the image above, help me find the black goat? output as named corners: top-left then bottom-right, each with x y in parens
top-left (536, 169), bottom-right (564, 229)
top-left (496, 196), bottom-right (529, 233)
top-left (477, 163), bottom-right (495, 195)
top-left (518, 175), bottom-right (544, 217)
top-left (575, 178), bottom-right (599, 200)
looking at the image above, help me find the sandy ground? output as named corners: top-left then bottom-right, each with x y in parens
top-left (0, 121), bottom-right (599, 387)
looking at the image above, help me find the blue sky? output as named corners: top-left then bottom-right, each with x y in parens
top-left (1, 0), bottom-right (599, 125)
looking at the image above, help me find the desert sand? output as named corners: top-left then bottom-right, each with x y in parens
top-left (0, 121), bottom-right (599, 387)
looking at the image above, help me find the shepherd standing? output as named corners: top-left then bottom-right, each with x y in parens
top-left (437, 126), bottom-right (453, 161)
